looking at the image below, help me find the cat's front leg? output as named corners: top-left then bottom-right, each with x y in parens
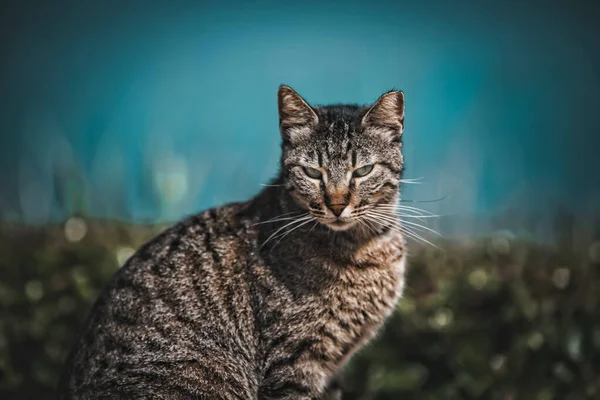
top-left (258, 375), bottom-right (342, 400)
top-left (258, 360), bottom-right (331, 400)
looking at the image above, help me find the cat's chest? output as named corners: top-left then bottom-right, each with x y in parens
top-left (321, 233), bottom-right (406, 319)
top-left (262, 234), bottom-right (406, 368)
top-left (318, 254), bottom-right (405, 345)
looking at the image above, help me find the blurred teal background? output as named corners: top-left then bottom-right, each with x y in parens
top-left (1, 0), bottom-right (598, 235)
top-left (2, 2), bottom-right (600, 399)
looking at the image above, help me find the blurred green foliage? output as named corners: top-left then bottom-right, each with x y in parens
top-left (1, 218), bottom-right (600, 399)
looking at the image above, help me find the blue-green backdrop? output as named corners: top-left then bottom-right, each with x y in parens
top-left (1, 0), bottom-right (598, 234)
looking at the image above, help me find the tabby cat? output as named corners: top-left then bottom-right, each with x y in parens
top-left (57, 85), bottom-right (407, 400)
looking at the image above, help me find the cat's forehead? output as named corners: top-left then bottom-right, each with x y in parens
top-left (312, 105), bottom-right (365, 141)
top-left (315, 105), bottom-right (363, 126)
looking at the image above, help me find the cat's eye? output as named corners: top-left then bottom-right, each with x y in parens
top-left (353, 164), bottom-right (374, 178)
top-left (304, 167), bottom-right (322, 179)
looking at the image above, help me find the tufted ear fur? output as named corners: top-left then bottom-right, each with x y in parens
top-left (278, 85), bottom-right (319, 143)
top-left (361, 91), bottom-right (404, 137)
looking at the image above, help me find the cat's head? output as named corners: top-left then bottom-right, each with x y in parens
top-left (278, 85), bottom-right (404, 232)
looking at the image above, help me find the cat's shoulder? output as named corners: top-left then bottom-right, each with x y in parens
top-left (116, 201), bottom-right (255, 275)
top-left (146, 201), bottom-right (252, 247)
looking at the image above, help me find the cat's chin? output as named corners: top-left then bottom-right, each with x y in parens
top-left (323, 219), bottom-right (358, 232)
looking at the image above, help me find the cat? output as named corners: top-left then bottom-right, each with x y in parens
top-left (57, 85), bottom-right (407, 400)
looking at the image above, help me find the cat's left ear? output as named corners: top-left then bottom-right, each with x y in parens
top-left (361, 90), bottom-right (404, 138)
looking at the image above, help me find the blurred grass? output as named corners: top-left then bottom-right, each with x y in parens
top-left (1, 217), bottom-right (600, 399)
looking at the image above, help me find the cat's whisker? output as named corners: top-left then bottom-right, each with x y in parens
top-left (399, 220), bottom-right (443, 237)
top-left (373, 208), bottom-right (427, 222)
top-left (385, 220), bottom-right (435, 248)
top-left (399, 177), bottom-right (425, 184)
top-left (307, 221), bottom-right (320, 235)
top-left (372, 210), bottom-right (437, 234)
top-left (364, 213), bottom-right (441, 249)
top-left (356, 219), bottom-right (368, 235)
top-left (252, 211), bottom-right (305, 226)
top-left (392, 222), bottom-right (439, 249)
top-left (375, 206), bottom-right (432, 217)
top-left (402, 227), bottom-right (440, 249)
top-left (400, 193), bottom-right (451, 203)
top-left (375, 204), bottom-right (436, 216)
top-left (358, 221), bottom-right (374, 235)
top-left (394, 214), bottom-right (442, 219)
top-left (397, 218), bottom-right (442, 237)
top-left (363, 213), bottom-right (399, 232)
top-left (261, 215), bottom-right (313, 248)
top-left (363, 214), bottom-right (409, 240)
top-left (372, 207), bottom-right (429, 223)
top-left (369, 210), bottom-right (442, 238)
top-left (253, 215), bottom-right (304, 226)
top-left (260, 183), bottom-right (285, 187)
top-left (400, 223), bottom-right (439, 244)
top-left (384, 206), bottom-right (451, 219)
top-left (376, 207), bottom-right (441, 222)
top-left (270, 217), bottom-right (316, 250)
top-left (270, 210), bottom-right (305, 218)
top-left (358, 218), bottom-right (378, 236)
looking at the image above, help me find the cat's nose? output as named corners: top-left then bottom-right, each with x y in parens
top-left (328, 204), bottom-right (346, 217)
top-left (325, 185), bottom-right (349, 216)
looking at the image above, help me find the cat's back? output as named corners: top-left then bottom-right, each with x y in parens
top-left (58, 202), bottom-right (261, 399)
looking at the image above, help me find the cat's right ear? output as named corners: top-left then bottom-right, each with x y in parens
top-left (278, 85), bottom-right (318, 144)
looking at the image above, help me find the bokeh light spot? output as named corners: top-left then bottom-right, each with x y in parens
top-left (589, 242), bottom-right (600, 263)
top-left (528, 331), bottom-right (544, 350)
top-left (468, 268), bottom-right (488, 290)
top-left (25, 280), bottom-right (44, 302)
top-left (552, 268), bottom-right (570, 290)
top-left (115, 246), bottom-right (136, 267)
top-left (64, 217), bottom-right (87, 243)
top-left (430, 308), bottom-right (453, 329)
top-left (489, 354), bottom-right (507, 373)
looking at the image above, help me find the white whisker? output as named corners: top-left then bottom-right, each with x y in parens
top-left (396, 214), bottom-right (442, 219)
top-left (357, 218), bottom-right (377, 236)
top-left (375, 207), bottom-right (432, 216)
top-left (399, 219), bottom-right (443, 237)
top-left (252, 211), bottom-right (304, 226)
top-left (271, 217), bottom-right (315, 250)
top-left (375, 204), bottom-right (436, 216)
top-left (261, 215), bottom-right (312, 248)
top-left (364, 212), bottom-right (441, 249)
top-left (364, 218), bottom-right (380, 235)
top-left (399, 177), bottom-right (425, 184)
top-left (400, 193), bottom-right (451, 203)
top-left (253, 215), bottom-right (304, 226)
top-left (374, 208), bottom-right (427, 222)
top-left (369, 210), bottom-right (442, 237)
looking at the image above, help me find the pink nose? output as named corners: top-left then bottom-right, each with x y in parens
top-left (329, 204), bottom-right (346, 217)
